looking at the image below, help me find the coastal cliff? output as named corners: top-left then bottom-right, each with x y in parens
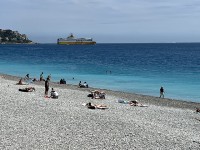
top-left (0, 29), bottom-right (33, 44)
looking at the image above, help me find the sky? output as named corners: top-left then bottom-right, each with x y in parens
top-left (1, 0), bottom-right (200, 43)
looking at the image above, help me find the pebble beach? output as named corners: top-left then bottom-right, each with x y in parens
top-left (0, 74), bottom-right (200, 150)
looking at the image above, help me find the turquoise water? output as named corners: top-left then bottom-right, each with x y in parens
top-left (0, 43), bottom-right (200, 102)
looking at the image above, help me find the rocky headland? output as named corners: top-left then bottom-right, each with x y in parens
top-left (0, 29), bottom-right (33, 44)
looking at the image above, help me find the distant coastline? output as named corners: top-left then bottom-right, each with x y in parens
top-left (0, 29), bottom-right (34, 44)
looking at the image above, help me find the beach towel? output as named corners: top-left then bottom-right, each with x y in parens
top-left (24, 78), bottom-right (33, 85)
top-left (96, 105), bottom-right (108, 109)
top-left (44, 95), bottom-right (51, 98)
top-left (16, 83), bottom-right (28, 85)
top-left (135, 104), bottom-right (148, 107)
top-left (117, 99), bottom-right (129, 104)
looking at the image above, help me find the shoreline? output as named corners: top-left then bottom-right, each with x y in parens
top-left (1, 73), bottom-right (200, 110)
top-left (1, 73), bottom-right (200, 149)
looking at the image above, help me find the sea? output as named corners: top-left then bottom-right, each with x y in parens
top-left (0, 43), bottom-right (200, 102)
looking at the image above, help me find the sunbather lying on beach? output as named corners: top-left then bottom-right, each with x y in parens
top-left (86, 102), bottom-right (96, 109)
top-left (19, 87), bottom-right (35, 92)
top-left (83, 102), bottom-right (108, 109)
top-left (90, 90), bottom-right (106, 99)
top-left (129, 100), bottom-right (144, 106)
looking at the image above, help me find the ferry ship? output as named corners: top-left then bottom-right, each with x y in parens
top-left (57, 33), bottom-right (96, 45)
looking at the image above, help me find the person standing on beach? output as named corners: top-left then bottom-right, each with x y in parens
top-left (45, 78), bottom-right (50, 96)
top-left (47, 74), bottom-right (51, 81)
top-left (40, 72), bottom-right (44, 81)
top-left (160, 86), bottom-right (164, 98)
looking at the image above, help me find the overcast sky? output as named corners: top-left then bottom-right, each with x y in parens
top-left (1, 0), bottom-right (200, 43)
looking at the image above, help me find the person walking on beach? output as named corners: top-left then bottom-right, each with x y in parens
top-left (45, 77), bottom-right (50, 96)
top-left (160, 86), bottom-right (164, 98)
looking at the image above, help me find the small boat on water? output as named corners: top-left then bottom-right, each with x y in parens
top-left (57, 33), bottom-right (96, 45)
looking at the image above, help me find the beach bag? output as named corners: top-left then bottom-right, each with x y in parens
top-left (87, 94), bottom-right (93, 97)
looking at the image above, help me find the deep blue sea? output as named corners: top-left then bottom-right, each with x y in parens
top-left (1, 43), bottom-right (200, 102)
